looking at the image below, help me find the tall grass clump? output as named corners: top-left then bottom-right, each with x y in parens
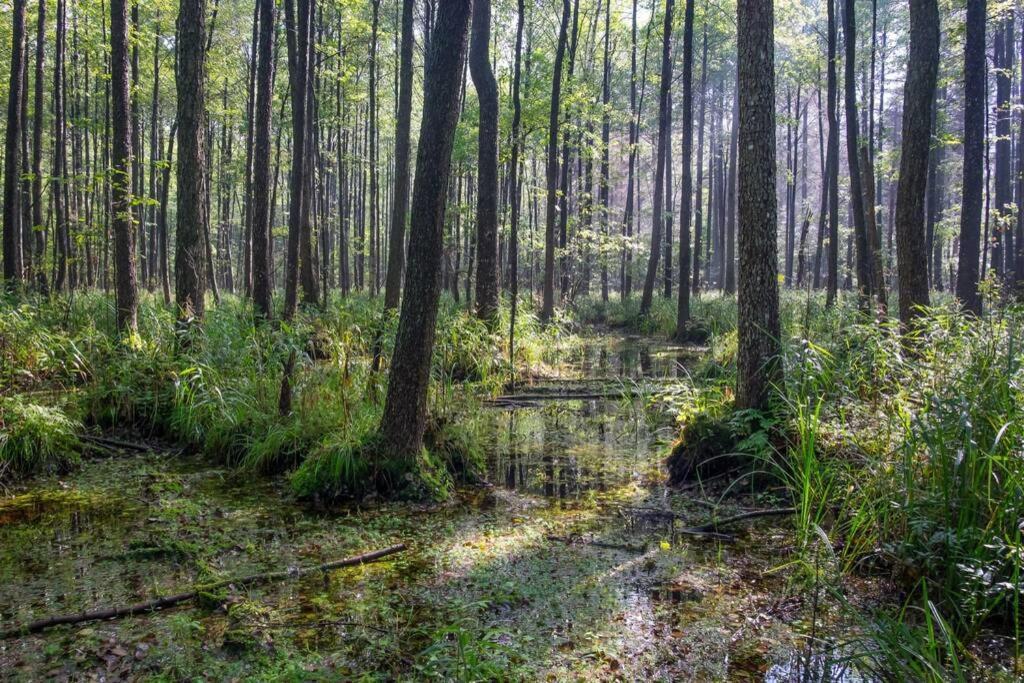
top-left (0, 397), bottom-right (82, 480)
top-left (775, 298), bottom-right (1024, 664)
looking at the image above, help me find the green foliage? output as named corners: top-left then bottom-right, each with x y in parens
top-left (0, 397), bottom-right (82, 481)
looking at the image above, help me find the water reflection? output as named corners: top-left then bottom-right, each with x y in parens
top-left (485, 338), bottom-right (689, 499)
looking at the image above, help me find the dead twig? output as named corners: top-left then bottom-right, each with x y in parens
top-left (1, 544), bottom-right (407, 639)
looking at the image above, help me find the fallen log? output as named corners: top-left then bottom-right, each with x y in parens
top-left (79, 434), bottom-right (163, 453)
top-left (686, 507), bottom-right (796, 532)
top-left (1, 543), bottom-right (407, 640)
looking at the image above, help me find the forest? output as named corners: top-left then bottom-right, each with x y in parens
top-left (0, 0), bottom-right (1020, 678)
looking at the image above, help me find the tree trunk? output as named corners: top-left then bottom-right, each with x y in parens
top-left (175, 0), bottom-right (209, 322)
top-left (382, 0), bottom-right (414, 310)
top-left (640, 0), bottom-right (674, 317)
top-left (379, 0), bottom-right (472, 464)
top-left (470, 0), bottom-right (500, 322)
top-left (599, 0), bottom-right (611, 302)
top-left (736, 0), bottom-right (781, 410)
top-left (111, 0), bottom-right (138, 332)
top-left (30, 0), bottom-right (45, 292)
top-left (509, 0), bottom-right (525, 379)
top-left (956, 0), bottom-right (984, 315)
top-left (825, 0), bottom-right (839, 305)
top-left (3, 0), bottom-right (26, 286)
top-left (691, 23), bottom-right (707, 297)
top-left (541, 0), bottom-right (571, 320)
top-left (252, 0), bottom-right (276, 319)
top-left (894, 0), bottom-right (939, 326)
top-left (674, 0), bottom-right (695, 339)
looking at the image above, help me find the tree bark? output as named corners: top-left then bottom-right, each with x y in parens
top-left (824, 0), bottom-right (839, 305)
top-left (894, 0), bottom-right (939, 326)
top-left (3, 0), bottom-right (27, 286)
top-left (470, 0), bottom-right (500, 322)
top-left (736, 0), bottom-right (781, 410)
top-left (640, 0), bottom-right (675, 317)
top-left (956, 0), bottom-right (985, 315)
top-left (378, 0), bottom-right (472, 463)
top-left (175, 0), bottom-right (209, 322)
top-left (674, 0), bottom-right (695, 339)
top-left (252, 0), bottom-right (276, 319)
top-left (541, 0), bottom-right (571, 320)
top-left (382, 0), bottom-right (414, 310)
top-left (111, 0), bottom-right (138, 332)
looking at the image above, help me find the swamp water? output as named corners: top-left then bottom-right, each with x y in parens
top-left (0, 338), bottom-right (866, 681)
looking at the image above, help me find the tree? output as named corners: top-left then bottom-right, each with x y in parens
top-left (251, 0), bottom-right (276, 319)
top-left (509, 0), bottom-right (525, 376)
top-left (283, 0), bottom-right (315, 318)
top-left (691, 20), bottom-right (708, 297)
top-left (675, 0), bottom-right (695, 340)
top-left (894, 0), bottom-right (939, 326)
top-left (599, 0), bottom-right (611, 302)
top-left (956, 0), bottom-right (984, 315)
top-left (736, 0), bottom-right (781, 410)
top-left (378, 0), bottom-right (473, 464)
top-left (640, 0), bottom-right (675, 317)
top-left (175, 0), bottom-right (209, 322)
top-left (3, 0), bottom-right (27, 286)
top-left (541, 0), bottom-right (571, 321)
top-left (824, 0), bottom-right (839, 306)
top-left (111, 0), bottom-right (138, 332)
top-left (30, 0), bottom-right (45, 292)
top-left (383, 0), bottom-right (414, 311)
top-left (842, 0), bottom-right (871, 304)
top-left (470, 0), bottom-right (499, 322)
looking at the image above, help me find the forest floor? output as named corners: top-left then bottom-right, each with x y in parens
top-left (1, 335), bottom-right (883, 681)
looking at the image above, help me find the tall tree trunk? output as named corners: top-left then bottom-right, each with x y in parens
top-left (599, 0), bottom-right (611, 302)
top-left (843, 0), bottom-right (871, 304)
top-left (3, 0), bottom-right (27, 286)
top-left (622, 0), bottom-right (640, 300)
top-left (736, 0), bottom-right (781, 410)
top-left (30, 0), bottom-right (46, 292)
top-left (825, 0), bottom-right (839, 305)
top-left (956, 0), bottom-right (985, 315)
top-left (283, 0), bottom-right (310, 317)
top-left (54, 0), bottom-right (68, 291)
top-left (993, 15), bottom-right (1012, 279)
top-left (640, 0), bottom-right (674, 317)
top-left (470, 0), bottom-right (499, 322)
top-left (723, 89), bottom-right (738, 294)
top-left (252, 0), bottom-right (276, 318)
top-left (366, 0), bottom-right (380, 295)
top-left (111, 0), bottom-right (138, 332)
top-left (674, 0), bottom-right (695, 339)
top-left (382, 0), bottom-right (414, 310)
top-left (175, 0), bottom-right (210, 321)
top-left (541, 0), bottom-right (571, 320)
top-left (509, 0), bottom-right (525, 378)
top-left (379, 0), bottom-right (472, 464)
top-left (895, 0), bottom-right (939, 326)
top-left (691, 22), bottom-right (707, 297)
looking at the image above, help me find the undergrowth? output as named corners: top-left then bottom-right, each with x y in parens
top-left (636, 289), bottom-right (1024, 678)
top-left (0, 290), bottom-right (563, 500)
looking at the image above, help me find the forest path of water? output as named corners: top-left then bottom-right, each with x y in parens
top-left (0, 336), bottom-right (855, 680)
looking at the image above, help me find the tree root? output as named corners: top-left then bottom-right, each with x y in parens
top-left (1, 543), bottom-right (407, 640)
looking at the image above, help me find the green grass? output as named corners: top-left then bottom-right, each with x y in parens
top-left (0, 396), bottom-right (82, 481)
top-left (629, 288), bottom-right (1024, 675)
top-left (0, 289), bottom-right (568, 500)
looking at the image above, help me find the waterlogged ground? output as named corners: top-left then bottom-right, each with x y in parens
top-left (0, 338), bottom-right (869, 681)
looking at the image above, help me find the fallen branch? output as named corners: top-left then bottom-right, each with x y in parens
top-left (546, 534), bottom-right (648, 553)
top-left (686, 507), bottom-right (797, 533)
top-left (79, 434), bottom-right (163, 453)
top-left (1, 543), bottom-right (407, 640)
